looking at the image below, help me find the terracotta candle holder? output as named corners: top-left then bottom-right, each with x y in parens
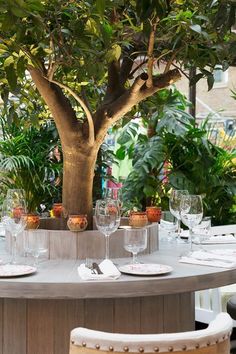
top-left (129, 211), bottom-right (148, 228)
top-left (67, 214), bottom-right (88, 232)
top-left (52, 203), bottom-right (63, 218)
top-left (25, 214), bottom-right (40, 230)
top-left (146, 206), bottom-right (162, 222)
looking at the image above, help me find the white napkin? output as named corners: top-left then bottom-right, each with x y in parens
top-left (78, 259), bottom-right (121, 280)
top-left (212, 249), bottom-right (236, 256)
top-left (201, 234), bottom-right (236, 244)
top-left (179, 250), bottom-right (236, 268)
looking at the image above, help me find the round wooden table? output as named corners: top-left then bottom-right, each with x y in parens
top-left (0, 244), bottom-right (236, 354)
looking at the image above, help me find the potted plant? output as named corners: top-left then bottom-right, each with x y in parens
top-left (117, 88), bottom-right (236, 225)
top-left (0, 122), bottom-right (62, 228)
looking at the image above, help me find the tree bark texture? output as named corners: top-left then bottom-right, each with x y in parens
top-left (63, 149), bottom-right (98, 227)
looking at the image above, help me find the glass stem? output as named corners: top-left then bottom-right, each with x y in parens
top-left (105, 234), bottom-right (110, 260)
top-left (132, 252), bottom-right (138, 263)
top-left (177, 219), bottom-right (181, 237)
top-left (189, 228), bottom-right (193, 252)
top-left (11, 234), bottom-right (17, 264)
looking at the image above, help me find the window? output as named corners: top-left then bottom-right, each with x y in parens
top-left (213, 65), bottom-right (228, 87)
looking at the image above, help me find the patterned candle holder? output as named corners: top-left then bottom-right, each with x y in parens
top-left (146, 206), bottom-right (162, 222)
top-left (25, 214), bottom-right (40, 230)
top-left (129, 212), bottom-right (148, 228)
top-left (67, 214), bottom-right (88, 232)
top-left (52, 203), bottom-right (63, 218)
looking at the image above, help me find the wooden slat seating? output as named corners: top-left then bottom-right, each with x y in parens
top-left (69, 313), bottom-right (232, 354)
top-left (195, 225), bottom-right (236, 326)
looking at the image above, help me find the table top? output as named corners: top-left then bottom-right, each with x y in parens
top-left (0, 242), bottom-right (236, 299)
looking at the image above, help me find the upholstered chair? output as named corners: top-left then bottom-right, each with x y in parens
top-left (69, 313), bottom-right (232, 354)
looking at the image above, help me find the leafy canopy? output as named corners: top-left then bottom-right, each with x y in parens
top-left (0, 0), bottom-right (235, 119)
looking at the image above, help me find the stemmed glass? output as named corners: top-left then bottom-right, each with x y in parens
top-left (95, 199), bottom-right (121, 260)
top-left (124, 228), bottom-right (147, 264)
top-left (105, 188), bottom-right (123, 210)
top-left (180, 194), bottom-right (203, 253)
top-left (169, 189), bottom-right (189, 242)
top-left (2, 189), bottom-right (27, 264)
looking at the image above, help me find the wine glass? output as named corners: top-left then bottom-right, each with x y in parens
top-left (124, 228), bottom-right (147, 264)
top-left (104, 188), bottom-right (123, 209)
top-left (2, 190), bottom-right (27, 264)
top-left (169, 189), bottom-right (189, 242)
top-left (95, 199), bottom-right (121, 260)
top-left (180, 194), bottom-right (203, 253)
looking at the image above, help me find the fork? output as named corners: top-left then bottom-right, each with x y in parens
top-left (85, 258), bottom-right (97, 274)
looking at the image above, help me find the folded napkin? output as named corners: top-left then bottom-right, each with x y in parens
top-left (201, 234), bottom-right (236, 244)
top-left (212, 249), bottom-right (236, 256)
top-left (78, 259), bottom-right (121, 280)
top-left (179, 250), bottom-right (236, 268)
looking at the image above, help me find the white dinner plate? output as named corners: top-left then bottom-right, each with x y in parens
top-left (119, 263), bottom-right (173, 276)
top-left (0, 264), bottom-right (37, 277)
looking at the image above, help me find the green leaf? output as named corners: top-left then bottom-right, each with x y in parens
top-left (190, 73), bottom-right (204, 85)
top-left (5, 64), bottom-right (17, 91)
top-left (190, 24), bottom-right (202, 33)
top-left (16, 56), bottom-right (26, 77)
top-left (207, 73), bottom-right (214, 91)
top-left (116, 146), bottom-right (126, 160)
top-left (105, 44), bottom-right (121, 62)
top-left (85, 18), bottom-right (100, 36)
top-left (4, 56), bottom-right (15, 68)
top-left (143, 185), bottom-right (155, 197)
top-left (96, 0), bottom-right (105, 17)
top-left (10, 5), bottom-right (27, 17)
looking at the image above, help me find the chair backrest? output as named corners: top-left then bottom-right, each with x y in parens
top-left (195, 288), bottom-right (222, 324)
top-left (69, 313), bottom-right (232, 354)
top-left (195, 225), bottom-right (236, 324)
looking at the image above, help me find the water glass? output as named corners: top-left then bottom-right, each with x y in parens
top-left (24, 230), bottom-right (48, 266)
top-left (159, 211), bottom-right (178, 243)
top-left (192, 216), bottom-right (211, 244)
top-left (124, 228), bottom-right (147, 263)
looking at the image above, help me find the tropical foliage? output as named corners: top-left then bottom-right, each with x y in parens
top-left (0, 1), bottom-right (236, 223)
top-left (118, 89), bottom-right (236, 225)
top-left (0, 120), bottom-right (62, 213)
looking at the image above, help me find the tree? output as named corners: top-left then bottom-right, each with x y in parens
top-left (0, 0), bottom-right (235, 226)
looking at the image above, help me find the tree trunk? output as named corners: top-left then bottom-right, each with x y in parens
top-left (62, 148), bottom-right (98, 228)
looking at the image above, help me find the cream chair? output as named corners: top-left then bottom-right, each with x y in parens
top-left (195, 225), bottom-right (236, 326)
top-left (69, 313), bottom-right (232, 354)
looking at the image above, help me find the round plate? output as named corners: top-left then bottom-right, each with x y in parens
top-left (0, 264), bottom-right (37, 277)
top-left (119, 263), bottom-right (173, 276)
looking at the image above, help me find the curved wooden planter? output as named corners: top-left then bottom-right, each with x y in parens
top-left (7, 218), bottom-right (159, 260)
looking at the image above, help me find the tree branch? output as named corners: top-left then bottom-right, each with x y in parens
top-left (48, 79), bottom-right (95, 146)
top-left (120, 56), bottom-right (134, 85)
top-left (129, 58), bottom-right (148, 79)
top-left (153, 68), bottom-right (181, 87)
top-left (164, 50), bottom-right (179, 73)
top-left (95, 69), bottom-right (181, 144)
top-left (146, 20), bottom-right (158, 88)
top-left (28, 66), bottom-right (82, 145)
top-left (103, 60), bottom-right (125, 103)
top-left (130, 73), bottom-right (148, 95)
